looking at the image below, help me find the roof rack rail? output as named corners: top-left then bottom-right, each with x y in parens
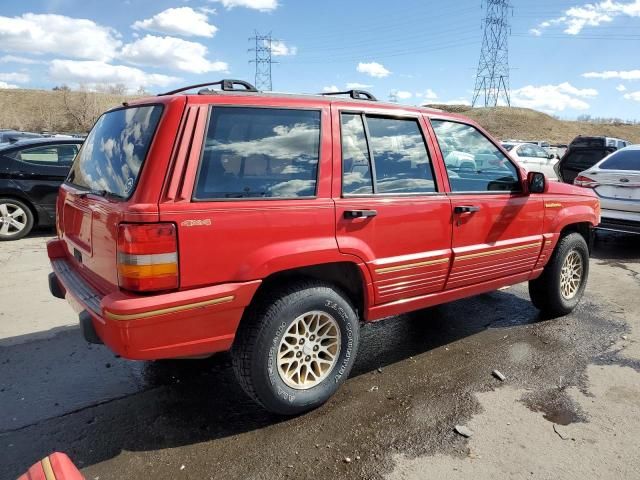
top-left (319, 89), bottom-right (378, 101)
top-left (158, 79), bottom-right (258, 96)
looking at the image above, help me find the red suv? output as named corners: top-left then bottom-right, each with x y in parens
top-left (48, 80), bottom-right (599, 415)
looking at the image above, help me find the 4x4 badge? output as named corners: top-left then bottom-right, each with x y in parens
top-left (181, 219), bottom-right (212, 227)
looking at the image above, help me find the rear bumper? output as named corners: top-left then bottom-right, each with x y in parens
top-left (47, 239), bottom-right (261, 360)
top-left (597, 209), bottom-right (640, 235)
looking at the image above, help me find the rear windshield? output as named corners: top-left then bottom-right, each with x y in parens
top-left (600, 150), bottom-right (640, 170)
top-left (66, 105), bottom-right (163, 198)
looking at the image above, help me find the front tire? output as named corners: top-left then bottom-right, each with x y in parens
top-left (529, 232), bottom-right (590, 317)
top-left (0, 198), bottom-right (34, 241)
top-left (232, 281), bottom-right (360, 415)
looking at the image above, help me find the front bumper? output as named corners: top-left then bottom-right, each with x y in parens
top-left (47, 240), bottom-right (261, 360)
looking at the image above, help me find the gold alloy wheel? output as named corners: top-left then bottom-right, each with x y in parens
top-left (276, 310), bottom-right (341, 390)
top-left (560, 250), bottom-right (583, 300)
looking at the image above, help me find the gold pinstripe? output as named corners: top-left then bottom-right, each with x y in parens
top-left (456, 242), bottom-right (542, 261)
top-left (376, 257), bottom-right (449, 274)
top-left (41, 456), bottom-right (56, 480)
top-left (104, 295), bottom-right (235, 321)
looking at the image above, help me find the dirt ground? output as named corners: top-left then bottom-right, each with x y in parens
top-left (0, 232), bottom-right (639, 480)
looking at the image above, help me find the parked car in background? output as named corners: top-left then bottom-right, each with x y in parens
top-left (502, 142), bottom-right (559, 179)
top-left (575, 145), bottom-right (640, 235)
top-left (0, 137), bottom-right (83, 240)
top-left (547, 144), bottom-right (568, 160)
top-left (47, 79), bottom-right (598, 415)
top-left (0, 129), bottom-right (43, 143)
top-left (555, 136), bottom-right (632, 184)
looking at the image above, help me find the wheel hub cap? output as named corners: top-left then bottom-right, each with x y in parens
top-left (560, 250), bottom-right (583, 300)
top-left (0, 203), bottom-right (27, 237)
top-left (276, 311), bottom-right (341, 390)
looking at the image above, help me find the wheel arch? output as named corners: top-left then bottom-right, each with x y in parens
top-left (559, 221), bottom-right (593, 252)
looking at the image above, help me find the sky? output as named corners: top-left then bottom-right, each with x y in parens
top-left (1, 0), bottom-right (640, 119)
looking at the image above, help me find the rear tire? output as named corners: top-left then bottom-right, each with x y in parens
top-left (529, 232), bottom-right (589, 317)
top-left (231, 280), bottom-right (359, 415)
top-left (0, 198), bottom-right (34, 241)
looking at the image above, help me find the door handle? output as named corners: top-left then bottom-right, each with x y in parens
top-left (454, 205), bottom-right (480, 214)
top-left (344, 209), bottom-right (377, 219)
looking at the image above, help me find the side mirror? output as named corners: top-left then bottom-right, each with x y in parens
top-left (548, 153), bottom-right (555, 160)
top-left (527, 171), bottom-right (547, 194)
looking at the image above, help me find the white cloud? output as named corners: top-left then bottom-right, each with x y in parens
top-left (396, 90), bottom-right (412, 99)
top-left (270, 40), bottom-right (297, 56)
top-left (0, 72), bottom-right (29, 83)
top-left (511, 82), bottom-right (598, 112)
top-left (49, 60), bottom-right (180, 91)
top-left (617, 84), bottom-right (627, 91)
top-left (211, 0), bottom-right (279, 11)
top-left (0, 13), bottom-right (121, 61)
top-left (346, 82), bottom-right (372, 89)
top-left (357, 61), bottom-right (391, 78)
top-left (132, 7), bottom-right (217, 38)
top-left (583, 69), bottom-right (640, 80)
top-left (0, 81), bottom-right (18, 89)
top-left (120, 35), bottom-right (227, 74)
top-left (530, 28), bottom-right (542, 36)
top-left (534, 0), bottom-right (640, 35)
top-left (415, 88), bottom-right (438, 100)
top-left (322, 85), bottom-right (339, 92)
top-left (624, 91), bottom-right (640, 101)
top-left (0, 55), bottom-right (44, 65)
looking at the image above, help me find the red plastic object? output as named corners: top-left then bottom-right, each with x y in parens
top-left (19, 452), bottom-right (84, 480)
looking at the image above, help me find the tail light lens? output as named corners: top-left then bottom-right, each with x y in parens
top-left (574, 175), bottom-right (598, 188)
top-left (117, 223), bottom-right (178, 292)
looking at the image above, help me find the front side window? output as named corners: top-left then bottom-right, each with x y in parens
top-left (67, 105), bottom-right (163, 198)
top-left (194, 107), bottom-right (321, 199)
top-left (431, 120), bottom-right (520, 192)
top-left (340, 114), bottom-right (436, 195)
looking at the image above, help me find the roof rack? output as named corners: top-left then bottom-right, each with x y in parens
top-left (319, 89), bottom-right (378, 101)
top-left (158, 79), bottom-right (258, 96)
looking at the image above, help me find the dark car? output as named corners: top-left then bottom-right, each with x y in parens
top-left (555, 136), bottom-right (632, 184)
top-left (0, 137), bottom-right (83, 240)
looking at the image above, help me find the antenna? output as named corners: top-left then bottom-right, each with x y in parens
top-left (249, 31), bottom-right (276, 91)
top-left (472, 0), bottom-right (513, 107)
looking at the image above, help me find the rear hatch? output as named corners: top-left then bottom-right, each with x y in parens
top-left (57, 104), bottom-right (166, 292)
top-left (558, 147), bottom-right (612, 183)
top-left (592, 171), bottom-right (640, 211)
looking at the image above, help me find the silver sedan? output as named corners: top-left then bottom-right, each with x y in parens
top-left (575, 145), bottom-right (640, 235)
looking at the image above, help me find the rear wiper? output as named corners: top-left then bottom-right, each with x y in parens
top-left (76, 188), bottom-right (123, 199)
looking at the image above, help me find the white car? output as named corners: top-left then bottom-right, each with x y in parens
top-left (501, 142), bottom-right (559, 180)
top-left (575, 145), bottom-right (640, 235)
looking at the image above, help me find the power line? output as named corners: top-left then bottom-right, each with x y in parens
top-left (249, 32), bottom-right (276, 91)
top-left (472, 0), bottom-right (513, 107)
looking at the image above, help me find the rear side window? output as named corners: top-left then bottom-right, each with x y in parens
top-left (600, 150), bottom-right (640, 170)
top-left (12, 144), bottom-right (79, 166)
top-left (340, 114), bottom-right (436, 195)
top-left (67, 105), bottom-right (163, 198)
top-left (194, 107), bottom-right (321, 199)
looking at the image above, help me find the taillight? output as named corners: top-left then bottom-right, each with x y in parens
top-left (117, 223), bottom-right (178, 292)
top-left (574, 175), bottom-right (598, 188)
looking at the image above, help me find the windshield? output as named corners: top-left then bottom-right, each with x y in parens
top-left (502, 144), bottom-right (515, 151)
top-left (66, 105), bottom-right (163, 198)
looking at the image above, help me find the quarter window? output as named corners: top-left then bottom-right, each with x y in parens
top-left (340, 114), bottom-right (436, 195)
top-left (431, 120), bottom-right (520, 192)
top-left (194, 107), bottom-right (321, 199)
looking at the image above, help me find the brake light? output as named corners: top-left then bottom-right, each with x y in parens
top-left (574, 175), bottom-right (598, 188)
top-left (117, 223), bottom-right (178, 292)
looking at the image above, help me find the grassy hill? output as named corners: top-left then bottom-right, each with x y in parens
top-left (1, 88), bottom-right (639, 145)
top-left (427, 105), bottom-right (640, 144)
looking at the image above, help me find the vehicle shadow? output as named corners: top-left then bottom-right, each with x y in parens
top-left (2, 288), bottom-right (542, 478)
top-left (592, 231), bottom-right (640, 262)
